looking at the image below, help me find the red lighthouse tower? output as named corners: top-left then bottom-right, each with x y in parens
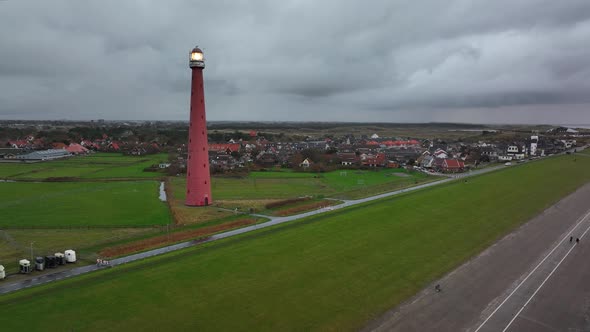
top-left (185, 46), bottom-right (212, 206)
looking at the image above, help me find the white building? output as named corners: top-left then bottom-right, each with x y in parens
top-left (530, 136), bottom-right (538, 156)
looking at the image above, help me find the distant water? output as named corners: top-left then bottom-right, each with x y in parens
top-left (159, 182), bottom-right (167, 202)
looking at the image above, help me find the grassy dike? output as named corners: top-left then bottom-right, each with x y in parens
top-left (1, 154), bottom-right (589, 331)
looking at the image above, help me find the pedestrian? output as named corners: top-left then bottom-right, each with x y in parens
top-left (96, 258), bottom-right (100, 267)
top-left (576, 238), bottom-right (580, 243)
top-left (435, 284), bottom-right (441, 292)
top-left (570, 236), bottom-right (574, 243)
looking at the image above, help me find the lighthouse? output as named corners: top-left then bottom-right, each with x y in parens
top-left (185, 46), bottom-right (212, 206)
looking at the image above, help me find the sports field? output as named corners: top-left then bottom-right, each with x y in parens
top-left (1, 154), bottom-right (588, 331)
top-left (0, 181), bottom-right (170, 227)
top-left (0, 153), bottom-right (168, 179)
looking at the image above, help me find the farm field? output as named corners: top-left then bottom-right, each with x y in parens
top-left (0, 153), bottom-right (168, 179)
top-left (1, 154), bottom-right (588, 331)
top-left (0, 181), bottom-right (170, 227)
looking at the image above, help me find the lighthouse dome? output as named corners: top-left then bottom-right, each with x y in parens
top-left (189, 46), bottom-right (205, 68)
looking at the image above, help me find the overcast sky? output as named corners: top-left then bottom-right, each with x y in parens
top-left (1, 1), bottom-right (590, 124)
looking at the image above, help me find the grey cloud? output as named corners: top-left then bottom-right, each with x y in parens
top-left (1, 0), bottom-right (590, 124)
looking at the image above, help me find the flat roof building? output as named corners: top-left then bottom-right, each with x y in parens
top-left (16, 149), bottom-right (71, 161)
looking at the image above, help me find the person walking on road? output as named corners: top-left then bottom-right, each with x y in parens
top-left (435, 284), bottom-right (441, 292)
top-left (576, 238), bottom-right (580, 243)
top-left (570, 236), bottom-right (574, 243)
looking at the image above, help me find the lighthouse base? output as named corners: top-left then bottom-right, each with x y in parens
top-left (185, 196), bottom-right (211, 207)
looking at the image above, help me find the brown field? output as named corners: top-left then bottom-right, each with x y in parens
top-left (98, 218), bottom-right (257, 257)
top-left (273, 199), bottom-right (341, 216)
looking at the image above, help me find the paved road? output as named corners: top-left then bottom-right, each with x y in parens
top-left (0, 151), bottom-right (579, 295)
top-left (364, 181), bottom-right (590, 332)
top-left (505, 227), bottom-right (590, 331)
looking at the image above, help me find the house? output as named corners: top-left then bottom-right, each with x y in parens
top-left (362, 153), bottom-right (386, 167)
top-left (255, 151), bottom-right (277, 167)
top-left (51, 142), bottom-right (67, 150)
top-left (109, 142), bottom-right (121, 151)
top-left (7, 140), bottom-right (29, 149)
top-left (0, 148), bottom-right (22, 159)
top-left (300, 158), bottom-right (313, 168)
top-left (480, 146), bottom-right (499, 161)
top-left (440, 159), bottom-right (465, 173)
top-left (66, 143), bottom-right (89, 155)
top-left (338, 152), bottom-right (358, 166)
top-left (433, 148), bottom-right (448, 159)
top-left (209, 143), bottom-right (240, 153)
top-left (420, 155), bottom-right (435, 168)
top-left (507, 145), bottom-right (519, 154)
top-left (506, 144), bottom-right (526, 160)
top-left (129, 147), bottom-right (147, 156)
top-left (81, 140), bottom-right (100, 150)
top-left (386, 160), bottom-right (400, 168)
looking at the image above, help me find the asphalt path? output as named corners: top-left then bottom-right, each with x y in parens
top-left (505, 225), bottom-right (590, 331)
top-left (0, 149), bottom-right (582, 296)
top-left (364, 178), bottom-right (590, 332)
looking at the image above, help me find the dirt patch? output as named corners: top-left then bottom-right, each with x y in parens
top-left (98, 218), bottom-right (257, 258)
top-left (274, 200), bottom-right (340, 216)
top-left (172, 205), bottom-right (232, 226)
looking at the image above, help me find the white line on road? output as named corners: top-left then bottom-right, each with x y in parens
top-left (474, 208), bottom-right (590, 332)
top-left (502, 215), bottom-right (590, 331)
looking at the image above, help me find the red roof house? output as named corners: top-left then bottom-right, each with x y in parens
top-left (66, 143), bottom-right (89, 154)
top-left (441, 159), bottom-right (465, 172)
top-left (209, 143), bottom-right (240, 153)
top-left (51, 142), bottom-right (67, 149)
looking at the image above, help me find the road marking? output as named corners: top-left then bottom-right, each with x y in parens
top-left (502, 217), bottom-right (590, 331)
top-left (474, 209), bottom-right (590, 332)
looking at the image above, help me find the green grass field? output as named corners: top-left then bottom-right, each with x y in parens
top-left (171, 168), bottom-right (434, 201)
top-left (1, 155), bottom-right (588, 331)
top-left (0, 153), bottom-right (168, 179)
top-left (0, 181), bottom-right (171, 227)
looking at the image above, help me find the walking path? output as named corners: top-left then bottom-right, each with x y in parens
top-left (0, 149), bottom-right (581, 295)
